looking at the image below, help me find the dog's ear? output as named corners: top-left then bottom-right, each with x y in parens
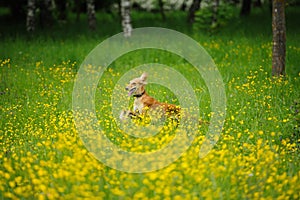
top-left (140, 73), bottom-right (148, 84)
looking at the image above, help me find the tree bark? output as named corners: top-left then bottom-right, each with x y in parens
top-left (158, 0), bottom-right (166, 21)
top-left (75, 0), bottom-right (81, 22)
top-left (180, 0), bottom-right (187, 11)
top-left (26, 0), bottom-right (35, 32)
top-left (212, 0), bottom-right (220, 28)
top-left (272, 0), bottom-right (286, 76)
top-left (56, 0), bottom-right (67, 21)
top-left (240, 0), bottom-right (252, 16)
top-left (40, 0), bottom-right (54, 28)
top-left (254, 0), bottom-right (262, 7)
top-left (86, 0), bottom-right (96, 30)
top-left (121, 0), bottom-right (132, 37)
top-left (187, 0), bottom-right (201, 24)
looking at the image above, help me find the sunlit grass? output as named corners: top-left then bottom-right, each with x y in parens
top-left (1, 44), bottom-right (300, 199)
top-left (1, 9), bottom-right (300, 200)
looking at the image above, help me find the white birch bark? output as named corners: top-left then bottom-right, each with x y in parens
top-left (87, 0), bottom-right (96, 30)
top-left (121, 0), bottom-right (132, 37)
top-left (26, 0), bottom-right (35, 32)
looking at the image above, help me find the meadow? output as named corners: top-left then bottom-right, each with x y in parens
top-left (1, 7), bottom-right (300, 200)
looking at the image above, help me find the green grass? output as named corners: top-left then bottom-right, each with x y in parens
top-left (1, 6), bottom-right (300, 199)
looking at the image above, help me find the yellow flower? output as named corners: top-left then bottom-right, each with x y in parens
top-left (4, 173), bottom-right (10, 180)
top-left (37, 194), bottom-right (45, 200)
top-left (39, 184), bottom-right (47, 192)
top-left (148, 172), bottom-right (158, 181)
top-left (8, 181), bottom-right (15, 188)
top-left (111, 187), bottom-right (125, 196)
top-left (271, 132), bottom-right (276, 137)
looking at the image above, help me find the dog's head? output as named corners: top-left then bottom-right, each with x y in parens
top-left (126, 73), bottom-right (147, 96)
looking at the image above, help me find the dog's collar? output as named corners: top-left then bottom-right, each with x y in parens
top-left (133, 91), bottom-right (145, 98)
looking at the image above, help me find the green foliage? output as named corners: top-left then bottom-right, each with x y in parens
top-left (194, 0), bottom-right (238, 31)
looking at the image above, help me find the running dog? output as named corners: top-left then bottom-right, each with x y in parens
top-left (119, 73), bottom-right (180, 121)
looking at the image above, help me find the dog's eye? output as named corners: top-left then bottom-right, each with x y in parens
top-left (132, 83), bottom-right (136, 85)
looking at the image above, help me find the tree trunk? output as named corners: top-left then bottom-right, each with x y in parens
top-left (158, 0), bottom-right (166, 21)
top-left (211, 0), bottom-right (220, 28)
top-left (26, 0), bottom-right (35, 32)
top-left (10, 1), bottom-right (25, 19)
top-left (240, 0), bottom-right (252, 16)
top-left (56, 0), bottom-right (67, 21)
top-left (75, 0), bottom-right (81, 22)
top-left (40, 0), bottom-right (54, 28)
top-left (86, 0), bottom-right (96, 30)
top-left (121, 0), bottom-right (132, 37)
top-left (272, 0), bottom-right (286, 76)
top-left (180, 0), bottom-right (187, 11)
top-left (187, 0), bottom-right (201, 24)
top-left (254, 0), bottom-right (262, 7)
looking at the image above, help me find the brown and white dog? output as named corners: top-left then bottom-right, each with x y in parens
top-left (119, 73), bottom-right (180, 121)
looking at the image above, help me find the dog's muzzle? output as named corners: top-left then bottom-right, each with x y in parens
top-left (126, 87), bottom-right (136, 96)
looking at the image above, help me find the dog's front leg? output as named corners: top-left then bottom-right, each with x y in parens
top-left (119, 110), bottom-right (140, 121)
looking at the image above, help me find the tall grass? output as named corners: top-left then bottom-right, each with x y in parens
top-left (0, 6), bottom-right (300, 199)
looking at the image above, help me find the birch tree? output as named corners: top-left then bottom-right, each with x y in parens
top-left (26, 0), bottom-right (35, 32)
top-left (86, 0), bottom-right (96, 30)
top-left (187, 0), bottom-right (201, 23)
top-left (121, 0), bottom-right (132, 37)
top-left (158, 0), bottom-right (166, 20)
top-left (272, 0), bottom-right (286, 76)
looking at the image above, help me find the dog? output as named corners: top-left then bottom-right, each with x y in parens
top-left (119, 73), bottom-right (181, 122)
